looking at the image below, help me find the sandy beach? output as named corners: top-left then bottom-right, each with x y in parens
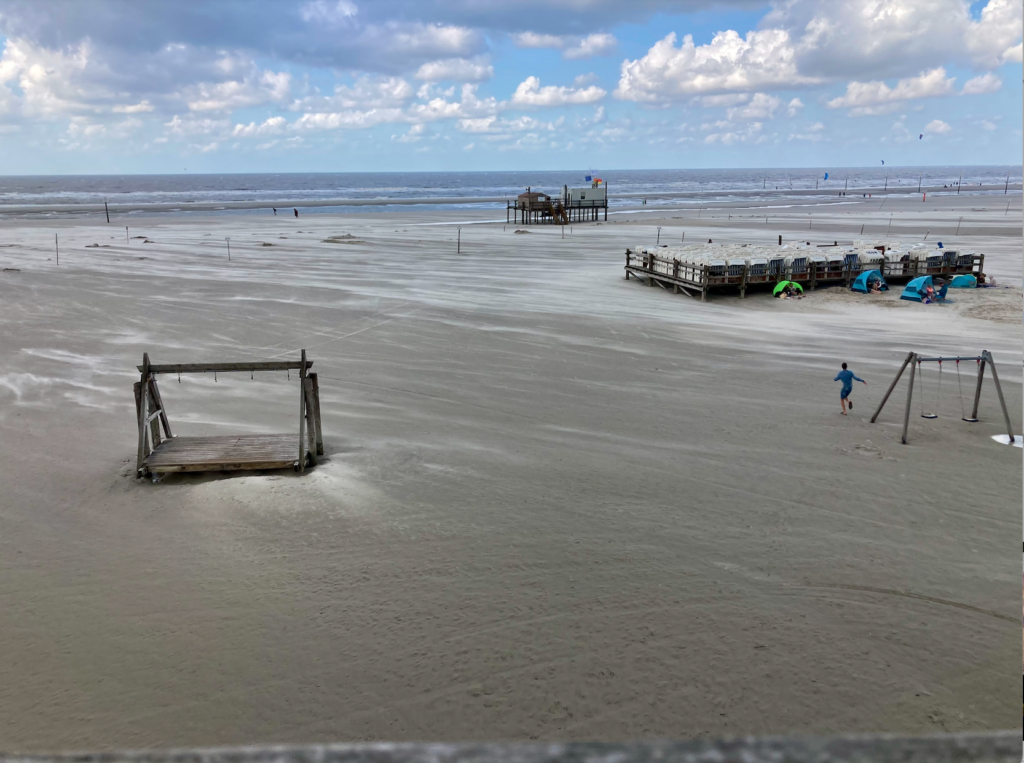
top-left (0, 191), bottom-right (1020, 750)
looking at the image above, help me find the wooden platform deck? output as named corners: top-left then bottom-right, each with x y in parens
top-left (143, 434), bottom-right (302, 473)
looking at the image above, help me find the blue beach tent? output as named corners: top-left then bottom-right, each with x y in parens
top-left (950, 274), bottom-right (977, 288)
top-left (900, 275), bottom-right (932, 301)
top-left (852, 269), bottom-right (887, 293)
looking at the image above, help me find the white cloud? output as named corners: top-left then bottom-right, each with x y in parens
top-left (726, 93), bottom-right (781, 120)
top-left (564, 34), bottom-right (618, 60)
top-left (615, 30), bottom-right (817, 103)
top-left (393, 124), bottom-right (426, 142)
top-left (961, 72), bottom-right (1001, 96)
top-left (299, 0), bottom-right (358, 26)
top-left (786, 97), bottom-right (803, 117)
top-left (112, 100), bottom-right (155, 113)
top-left (511, 32), bottom-right (617, 60)
top-left (703, 120), bottom-right (769, 146)
top-left (980, 119), bottom-right (997, 131)
top-left (511, 76), bottom-right (606, 107)
top-left (767, 0), bottom-right (1022, 78)
top-left (187, 68), bottom-right (291, 111)
top-left (232, 116), bottom-right (287, 137)
top-left (827, 68), bottom-right (955, 116)
top-left (923, 118), bottom-right (951, 134)
top-left (291, 108), bottom-right (404, 131)
top-left (164, 114), bottom-right (231, 136)
top-left (414, 57), bottom-right (493, 82)
top-left (693, 93), bottom-right (750, 108)
top-left (964, 0), bottom-right (1023, 68)
top-left (788, 121), bottom-right (824, 141)
top-left (291, 76), bottom-right (414, 112)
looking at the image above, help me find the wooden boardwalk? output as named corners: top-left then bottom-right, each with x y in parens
top-left (624, 245), bottom-right (984, 301)
top-left (134, 351), bottom-right (322, 478)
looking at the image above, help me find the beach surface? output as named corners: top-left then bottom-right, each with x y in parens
top-left (0, 192), bottom-right (1020, 749)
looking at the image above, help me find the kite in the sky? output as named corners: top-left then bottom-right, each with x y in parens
top-left (919, 134), bottom-right (923, 139)
top-left (881, 160), bottom-right (885, 165)
top-left (824, 172), bottom-right (829, 180)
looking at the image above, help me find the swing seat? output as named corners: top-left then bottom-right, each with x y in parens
top-left (144, 434), bottom-right (303, 474)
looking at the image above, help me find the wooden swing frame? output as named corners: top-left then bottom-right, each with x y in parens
top-left (134, 349), bottom-right (323, 478)
top-left (870, 350), bottom-right (1014, 444)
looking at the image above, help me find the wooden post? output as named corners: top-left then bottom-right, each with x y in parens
top-left (298, 349), bottom-right (307, 472)
top-left (739, 264), bottom-right (748, 299)
top-left (901, 355), bottom-right (917, 444)
top-left (105, 201), bottom-right (110, 223)
top-left (810, 262), bottom-right (817, 290)
top-left (303, 378), bottom-right (318, 467)
top-left (310, 372), bottom-right (323, 455)
top-left (983, 351), bottom-right (1015, 442)
top-left (137, 353), bottom-right (151, 476)
top-left (871, 352), bottom-right (914, 423)
top-left (55, 234), bottom-right (58, 265)
top-left (624, 251), bottom-right (630, 279)
top-left (970, 357), bottom-right (986, 420)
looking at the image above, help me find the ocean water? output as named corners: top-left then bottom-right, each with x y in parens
top-left (0, 166), bottom-right (1017, 212)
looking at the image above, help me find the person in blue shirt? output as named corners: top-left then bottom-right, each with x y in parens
top-left (834, 363), bottom-right (867, 414)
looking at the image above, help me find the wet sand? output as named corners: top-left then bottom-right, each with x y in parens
top-left (0, 192), bottom-right (1020, 750)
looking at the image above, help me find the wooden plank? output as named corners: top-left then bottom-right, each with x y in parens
top-left (310, 373), bottom-right (324, 455)
top-left (137, 361), bottom-right (313, 374)
top-left (304, 378), bottom-right (318, 467)
top-left (144, 434), bottom-right (301, 473)
top-left (148, 378), bottom-right (172, 438)
top-left (137, 354), bottom-right (150, 476)
top-left (298, 349), bottom-right (307, 473)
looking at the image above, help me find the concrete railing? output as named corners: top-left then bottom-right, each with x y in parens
top-left (3, 732), bottom-right (1021, 763)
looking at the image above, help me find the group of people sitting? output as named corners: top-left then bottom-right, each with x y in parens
top-left (778, 284), bottom-right (803, 300)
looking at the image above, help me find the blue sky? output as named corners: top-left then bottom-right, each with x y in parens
top-left (0, 0), bottom-right (1019, 174)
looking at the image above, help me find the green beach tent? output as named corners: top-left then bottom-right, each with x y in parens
top-left (773, 281), bottom-right (803, 297)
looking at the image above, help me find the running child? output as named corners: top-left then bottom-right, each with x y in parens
top-left (834, 362), bottom-right (867, 415)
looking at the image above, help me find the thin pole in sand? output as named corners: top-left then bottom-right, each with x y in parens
top-left (1004, 174), bottom-right (1009, 194)
top-left (698, 203), bottom-right (703, 219)
top-left (1006, 201), bottom-right (1012, 215)
top-left (860, 224), bottom-right (865, 235)
top-left (763, 174), bottom-right (766, 189)
top-left (955, 217), bottom-right (963, 235)
top-left (55, 234), bottom-right (59, 265)
top-left (879, 197), bottom-right (887, 211)
top-left (845, 177), bottom-right (849, 191)
top-left (126, 226), bottom-right (129, 245)
top-left (886, 213), bottom-right (893, 236)
top-left (917, 175), bottom-right (922, 193)
top-left (681, 232), bottom-right (685, 244)
top-left (957, 170), bottom-right (962, 194)
top-left (884, 173), bottom-right (888, 191)
top-left (457, 227), bottom-right (461, 253)
top-left (656, 227), bottom-right (661, 245)
top-left (105, 200), bottom-right (110, 223)
top-left (924, 231), bottom-right (929, 240)
top-left (226, 237), bottom-right (231, 261)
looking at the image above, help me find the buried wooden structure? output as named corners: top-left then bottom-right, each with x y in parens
top-left (870, 350), bottom-right (1014, 445)
top-left (133, 350), bottom-right (323, 478)
top-left (624, 246), bottom-right (984, 302)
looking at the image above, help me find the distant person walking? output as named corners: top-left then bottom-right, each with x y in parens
top-left (294, 208), bottom-right (298, 218)
top-left (273, 207), bottom-right (277, 215)
top-left (834, 362), bottom-right (867, 415)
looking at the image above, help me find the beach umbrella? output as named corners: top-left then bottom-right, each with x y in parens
top-left (773, 281), bottom-right (803, 296)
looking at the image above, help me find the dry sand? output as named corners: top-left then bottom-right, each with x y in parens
top-left (0, 192), bottom-right (1020, 750)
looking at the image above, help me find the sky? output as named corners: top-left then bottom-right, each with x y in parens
top-left (0, 0), bottom-right (1019, 174)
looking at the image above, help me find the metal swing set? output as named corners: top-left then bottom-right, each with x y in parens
top-left (869, 350), bottom-right (1015, 445)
